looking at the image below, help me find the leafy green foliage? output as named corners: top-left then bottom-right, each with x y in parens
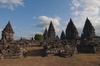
top-left (34, 34), bottom-right (43, 40)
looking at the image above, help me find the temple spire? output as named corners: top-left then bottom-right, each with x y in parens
top-left (60, 30), bottom-right (66, 40)
top-left (43, 28), bottom-right (48, 40)
top-left (3, 21), bottom-right (14, 33)
top-left (82, 18), bottom-right (95, 40)
top-left (1, 21), bottom-right (14, 42)
top-left (66, 18), bottom-right (79, 40)
top-left (48, 21), bottom-right (56, 40)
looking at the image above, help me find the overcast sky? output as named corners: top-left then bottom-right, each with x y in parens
top-left (0, 0), bottom-right (100, 39)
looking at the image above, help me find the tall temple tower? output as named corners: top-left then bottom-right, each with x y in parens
top-left (1, 21), bottom-right (14, 42)
top-left (60, 30), bottom-right (66, 40)
top-left (48, 21), bottom-right (56, 40)
top-left (43, 28), bottom-right (48, 40)
top-left (82, 18), bottom-right (95, 40)
top-left (66, 18), bottom-right (79, 41)
top-left (43, 21), bottom-right (56, 40)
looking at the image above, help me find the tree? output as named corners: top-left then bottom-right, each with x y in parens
top-left (34, 34), bottom-right (43, 41)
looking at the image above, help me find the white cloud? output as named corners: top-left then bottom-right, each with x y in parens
top-left (71, 0), bottom-right (100, 36)
top-left (38, 16), bottom-right (60, 27)
top-left (34, 16), bottom-right (61, 32)
top-left (0, 0), bottom-right (24, 10)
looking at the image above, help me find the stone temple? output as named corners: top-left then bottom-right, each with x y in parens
top-left (43, 28), bottom-right (48, 40)
top-left (0, 21), bottom-right (28, 59)
top-left (42, 21), bottom-right (74, 57)
top-left (60, 30), bottom-right (66, 40)
top-left (77, 18), bottom-right (100, 53)
top-left (1, 21), bottom-right (14, 43)
top-left (43, 21), bottom-right (56, 41)
top-left (43, 18), bottom-right (100, 54)
top-left (0, 18), bottom-right (99, 59)
top-left (66, 18), bottom-right (79, 41)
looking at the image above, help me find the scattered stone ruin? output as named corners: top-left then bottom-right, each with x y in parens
top-left (0, 42), bottom-right (26, 59)
top-left (0, 21), bottom-right (27, 59)
top-left (42, 39), bottom-right (74, 57)
top-left (77, 18), bottom-right (100, 53)
top-left (43, 18), bottom-right (100, 55)
top-left (42, 21), bottom-right (76, 57)
top-left (43, 21), bottom-right (56, 41)
top-left (0, 18), bottom-right (100, 59)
